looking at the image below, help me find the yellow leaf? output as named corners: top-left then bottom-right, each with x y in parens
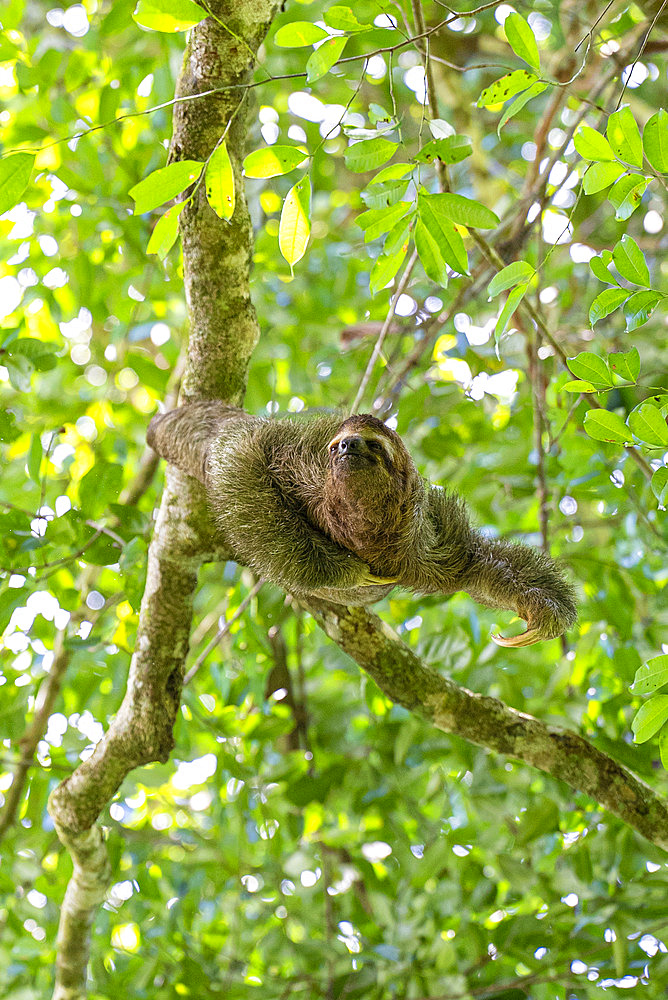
top-left (279, 175), bottom-right (311, 271)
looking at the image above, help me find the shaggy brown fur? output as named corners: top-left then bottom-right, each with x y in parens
top-left (148, 402), bottom-right (577, 645)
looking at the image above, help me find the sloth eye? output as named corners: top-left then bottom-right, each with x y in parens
top-left (368, 440), bottom-right (383, 452)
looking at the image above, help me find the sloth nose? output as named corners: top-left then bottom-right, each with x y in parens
top-left (337, 435), bottom-right (366, 455)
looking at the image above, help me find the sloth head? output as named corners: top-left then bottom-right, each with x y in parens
top-left (322, 415), bottom-right (420, 560)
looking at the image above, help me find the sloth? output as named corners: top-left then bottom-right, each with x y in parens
top-left (147, 402), bottom-right (577, 646)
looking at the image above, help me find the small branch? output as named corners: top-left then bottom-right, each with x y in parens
top-left (349, 249), bottom-right (419, 414)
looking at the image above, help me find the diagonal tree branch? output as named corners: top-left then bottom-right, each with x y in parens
top-left (306, 599), bottom-right (668, 852)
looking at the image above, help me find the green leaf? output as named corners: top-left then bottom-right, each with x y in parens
top-left (415, 219), bottom-right (448, 287)
top-left (78, 462), bottom-right (124, 517)
top-left (497, 81), bottom-right (546, 134)
top-left (244, 145), bottom-right (307, 179)
top-left (643, 109), bottom-right (668, 172)
top-left (567, 352), bottom-right (612, 388)
top-left (0, 153), bottom-right (34, 214)
top-left (504, 13), bottom-right (540, 70)
top-left (424, 192), bottom-right (499, 229)
top-left (651, 467), bottom-right (668, 506)
top-left (129, 160), bottom-right (203, 214)
top-left (606, 106), bottom-right (643, 167)
top-left (562, 380), bottom-right (596, 393)
top-left (383, 214), bottom-right (412, 255)
top-left (279, 175), bottom-right (311, 270)
top-left (205, 141), bottom-right (235, 220)
top-left (588, 287), bottom-right (629, 325)
top-left (28, 433), bottom-right (42, 484)
top-left (589, 255), bottom-right (617, 284)
top-left (477, 70), bottom-right (538, 107)
top-left (612, 235), bottom-right (650, 286)
top-left (345, 136), bottom-right (398, 173)
top-left (369, 245), bottom-right (407, 295)
top-left (414, 136), bottom-right (472, 166)
top-left (368, 162), bottom-right (413, 184)
top-left (360, 179), bottom-right (409, 210)
top-left (631, 655), bottom-right (668, 695)
top-left (357, 201), bottom-right (412, 242)
top-left (306, 35), bottom-right (347, 83)
top-left (609, 347), bottom-right (640, 383)
top-left (627, 404), bottom-right (668, 447)
top-left (146, 202), bottom-right (184, 258)
top-left (417, 193), bottom-right (469, 275)
top-left (133, 0), bottom-right (206, 32)
top-left (582, 409), bottom-right (630, 444)
top-left (660, 729), bottom-right (668, 771)
top-left (623, 290), bottom-right (662, 331)
top-left (323, 6), bottom-right (371, 31)
top-left (582, 161), bottom-right (625, 195)
top-left (574, 126), bottom-right (614, 162)
top-left (495, 282), bottom-right (528, 340)
top-left (631, 695), bottom-right (668, 744)
top-left (274, 21), bottom-right (329, 46)
top-left (608, 172), bottom-right (647, 221)
top-left (488, 261), bottom-right (534, 297)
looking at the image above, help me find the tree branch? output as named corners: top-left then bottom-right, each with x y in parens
top-left (306, 599), bottom-right (668, 852)
top-left (47, 3), bottom-right (279, 996)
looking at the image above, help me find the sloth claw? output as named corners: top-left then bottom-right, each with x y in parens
top-left (491, 626), bottom-right (544, 647)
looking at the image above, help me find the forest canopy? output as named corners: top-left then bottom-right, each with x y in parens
top-left (1, 1), bottom-right (668, 998)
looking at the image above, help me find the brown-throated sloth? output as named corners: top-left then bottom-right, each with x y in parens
top-left (147, 402), bottom-right (576, 646)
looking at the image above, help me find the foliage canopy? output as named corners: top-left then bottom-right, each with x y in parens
top-left (1, 1), bottom-right (668, 997)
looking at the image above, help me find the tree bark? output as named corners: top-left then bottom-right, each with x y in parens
top-left (48, 3), bottom-right (279, 997)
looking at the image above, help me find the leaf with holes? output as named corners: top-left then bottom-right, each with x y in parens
top-left (477, 70), bottom-right (538, 107)
top-left (206, 141), bottom-right (235, 220)
top-left (608, 173), bottom-right (647, 221)
top-left (414, 136), bottom-right (472, 166)
top-left (632, 656), bottom-right (668, 695)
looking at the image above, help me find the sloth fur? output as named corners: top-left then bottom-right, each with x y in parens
top-left (147, 402), bottom-right (577, 645)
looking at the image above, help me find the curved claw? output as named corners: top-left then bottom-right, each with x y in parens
top-left (362, 573), bottom-right (398, 587)
top-left (491, 626), bottom-right (544, 648)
